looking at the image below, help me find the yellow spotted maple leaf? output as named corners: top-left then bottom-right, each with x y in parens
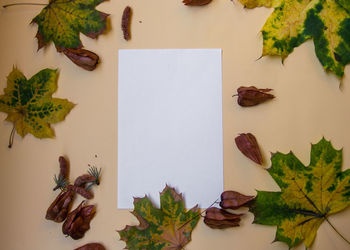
top-left (249, 138), bottom-right (350, 248)
top-left (238, 0), bottom-right (350, 78)
top-left (118, 185), bottom-right (200, 249)
top-left (0, 68), bottom-right (75, 147)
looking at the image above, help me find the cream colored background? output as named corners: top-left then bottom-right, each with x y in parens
top-left (0, 0), bottom-right (349, 249)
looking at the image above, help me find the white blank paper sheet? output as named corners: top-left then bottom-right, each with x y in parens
top-left (118, 49), bottom-right (223, 209)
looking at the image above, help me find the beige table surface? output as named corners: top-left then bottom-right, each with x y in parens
top-left (0, 0), bottom-right (350, 249)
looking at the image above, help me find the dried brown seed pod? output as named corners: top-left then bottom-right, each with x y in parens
top-left (74, 243), bottom-right (106, 250)
top-left (235, 133), bottom-right (263, 165)
top-left (63, 201), bottom-right (96, 239)
top-left (74, 174), bottom-right (96, 187)
top-left (220, 191), bottom-right (255, 209)
top-left (183, 0), bottom-right (212, 6)
top-left (74, 167), bottom-right (101, 188)
top-left (45, 190), bottom-right (75, 222)
top-left (122, 6), bottom-right (132, 40)
top-left (234, 86), bottom-right (274, 107)
top-left (53, 156), bottom-right (70, 191)
top-left (204, 207), bottom-right (243, 229)
top-left (60, 48), bottom-right (99, 71)
top-left (67, 184), bottom-right (94, 199)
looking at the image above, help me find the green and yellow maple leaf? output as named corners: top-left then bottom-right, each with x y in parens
top-left (249, 138), bottom-right (350, 248)
top-left (118, 185), bottom-right (200, 250)
top-left (0, 67), bottom-right (75, 145)
top-left (32, 0), bottom-right (108, 50)
top-left (238, 0), bottom-right (350, 78)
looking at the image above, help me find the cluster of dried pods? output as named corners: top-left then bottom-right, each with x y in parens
top-left (46, 156), bottom-right (102, 240)
top-left (204, 191), bottom-right (255, 229)
top-left (233, 86), bottom-right (275, 166)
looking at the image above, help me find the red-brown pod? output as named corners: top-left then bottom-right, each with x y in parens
top-left (58, 156), bottom-right (69, 180)
top-left (67, 184), bottom-right (94, 200)
top-left (235, 86), bottom-right (274, 107)
top-left (46, 190), bottom-right (75, 222)
top-left (204, 207), bottom-right (243, 229)
top-left (122, 6), bottom-right (132, 40)
top-left (63, 201), bottom-right (96, 239)
top-left (183, 0), bottom-right (212, 6)
top-left (220, 191), bottom-right (255, 209)
top-left (235, 133), bottom-right (263, 165)
top-left (60, 48), bottom-right (99, 71)
top-left (74, 243), bottom-right (105, 250)
top-left (53, 156), bottom-right (70, 191)
top-left (74, 174), bottom-right (97, 187)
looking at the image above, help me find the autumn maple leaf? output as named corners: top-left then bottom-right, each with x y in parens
top-left (118, 185), bottom-right (200, 250)
top-left (238, 0), bottom-right (350, 78)
top-left (0, 67), bottom-right (74, 147)
top-left (31, 0), bottom-right (108, 70)
top-left (249, 138), bottom-right (350, 248)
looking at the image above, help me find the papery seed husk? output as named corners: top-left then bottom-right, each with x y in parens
top-left (63, 201), bottom-right (96, 239)
top-left (236, 86), bottom-right (274, 107)
top-left (45, 190), bottom-right (74, 222)
top-left (235, 133), bottom-right (263, 165)
top-left (204, 207), bottom-right (243, 229)
top-left (220, 190), bottom-right (255, 209)
top-left (75, 243), bottom-right (106, 250)
top-left (183, 0), bottom-right (212, 6)
top-left (61, 48), bottom-right (99, 71)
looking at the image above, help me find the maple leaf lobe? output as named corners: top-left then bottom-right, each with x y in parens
top-left (249, 138), bottom-right (350, 248)
top-left (0, 68), bottom-right (74, 139)
top-left (118, 185), bottom-right (200, 250)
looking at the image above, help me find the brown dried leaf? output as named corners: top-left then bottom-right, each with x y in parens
top-left (235, 133), bottom-right (263, 165)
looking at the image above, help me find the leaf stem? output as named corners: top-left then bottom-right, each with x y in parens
top-left (177, 197), bottom-right (220, 231)
top-left (8, 124), bottom-right (16, 148)
top-left (325, 217), bottom-right (350, 245)
top-left (2, 3), bottom-right (46, 8)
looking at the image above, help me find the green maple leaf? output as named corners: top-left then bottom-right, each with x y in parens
top-left (249, 138), bottom-right (350, 248)
top-left (0, 67), bottom-right (75, 145)
top-left (118, 185), bottom-right (200, 250)
top-left (31, 0), bottom-right (108, 50)
top-left (238, 0), bottom-right (350, 78)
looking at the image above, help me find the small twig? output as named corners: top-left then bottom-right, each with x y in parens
top-left (3, 2), bottom-right (46, 8)
top-left (177, 197), bottom-right (220, 230)
top-left (325, 217), bottom-right (350, 245)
